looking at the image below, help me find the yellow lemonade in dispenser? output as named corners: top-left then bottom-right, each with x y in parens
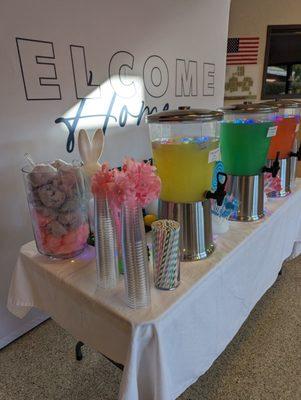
top-left (147, 107), bottom-right (223, 261)
top-left (152, 137), bottom-right (219, 203)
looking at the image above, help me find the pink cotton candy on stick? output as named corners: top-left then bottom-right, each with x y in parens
top-left (112, 169), bottom-right (136, 207)
top-left (91, 159), bottom-right (161, 208)
top-left (91, 165), bottom-right (123, 242)
top-left (91, 163), bottom-right (116, 196)
top-left (91, 159), bottom-right (161, 254)
top-left (119, 158), bottom-right (161, 208)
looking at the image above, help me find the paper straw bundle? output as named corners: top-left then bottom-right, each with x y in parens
top-left (151, 219), bottom-right (180, 290)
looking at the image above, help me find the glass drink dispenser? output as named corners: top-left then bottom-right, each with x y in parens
top-left (147, 107), bottom-right (226, 261)
top-left (262, 100), bottom-right (301, 197)
top-left (219, 103), bottom-right (278, 221)
top-left (291, 101), bottom-right (301, 188)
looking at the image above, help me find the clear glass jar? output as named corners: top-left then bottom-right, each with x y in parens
top-left (147, 107), bottom-right (223, 203)
top-left (219, 103), bottom-right (278, 176)
top-left (22, 161), bottom-right (89, 258)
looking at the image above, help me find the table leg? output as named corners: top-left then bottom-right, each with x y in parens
top-left (103, 354), bottom-right (124, 371)
top-left (75, 341), bottom-right (84, 361)
top-left (75, 341), bottom-right (123, 370)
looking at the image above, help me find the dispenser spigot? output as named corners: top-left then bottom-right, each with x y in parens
top-left (290, 146), bottom-right (301, 161)
top-left (262, 152), bottom-right (280, 178)
top-left (205, 172), bottom-right (228, 206)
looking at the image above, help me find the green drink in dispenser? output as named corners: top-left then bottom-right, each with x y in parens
top-left (220, 104), bottom-right (277, 176)
top-left (219, 103), bottom-right (278, 221)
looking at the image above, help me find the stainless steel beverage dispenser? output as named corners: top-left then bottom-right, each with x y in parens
top-left (146, 107), bottom-right (226, 261)
top-left (262, 100), bottom-right (301, 197)
top-left (219, 103), bottom-right (278, 221)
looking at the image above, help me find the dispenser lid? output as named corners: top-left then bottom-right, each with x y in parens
top-left (146, 106), bottom-right (224, 123)
top-left (220, 102), bottom-right (278, 114)
top-left (260, 99), bottom-right (301, 110)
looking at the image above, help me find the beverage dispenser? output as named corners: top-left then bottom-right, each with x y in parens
top-left (219, 103), bottom-right (278, 221)
top-left (291, 102), bottom-right (301, 187)
top-left (291, 120), bottom-right (301, 188)
top-left (262, 100), bottom-right (301, 196)
top-left (146, 107), bottom-right (226, 261)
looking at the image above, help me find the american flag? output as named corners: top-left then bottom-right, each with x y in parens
top-left (227, 37), bottom-right (259, 65)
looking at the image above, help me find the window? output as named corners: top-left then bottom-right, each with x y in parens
top-left (262, 25), bottom-right (301, 99)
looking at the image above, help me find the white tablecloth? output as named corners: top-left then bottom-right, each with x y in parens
top-left (7, 181), bottom-right (301, 400)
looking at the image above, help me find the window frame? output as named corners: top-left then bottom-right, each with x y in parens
top-left (261, 24), bottom-right (301, 100)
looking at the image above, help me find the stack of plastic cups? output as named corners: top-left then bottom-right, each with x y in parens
top-left (151, 219), bottom-right (180, 290)
top-left (94, 194), bottom-right (119, 288)
top-left (121, 204), bottom-right (150, 308)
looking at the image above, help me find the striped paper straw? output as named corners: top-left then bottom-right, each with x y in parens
top-left (151, 219), bottom-right (180, 290)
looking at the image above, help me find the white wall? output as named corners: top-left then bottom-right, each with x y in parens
top-left (228, 0), bottom-right (301, 101)
top-left (0, 0), bottom-right (231, 347)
